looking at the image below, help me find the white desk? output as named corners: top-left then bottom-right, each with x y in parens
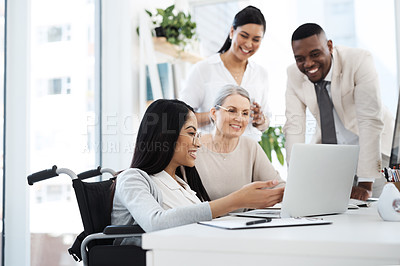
top-left (142, 204), bottom-right (400, 266)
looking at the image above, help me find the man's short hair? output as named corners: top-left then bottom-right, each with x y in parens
top-left (292, 23), bottom-right (325, 41)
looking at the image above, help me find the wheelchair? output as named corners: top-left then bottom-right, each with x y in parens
top-left (28, 165), bottom-right (146, 266)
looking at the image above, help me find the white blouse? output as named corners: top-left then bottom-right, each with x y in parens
top-left (151, 171), bottom-right (201, 209)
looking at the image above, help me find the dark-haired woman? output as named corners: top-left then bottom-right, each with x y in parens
top-left (111, 99), bottom-right (284, 238)
top-left (180, 5), bottom-right (270, 142)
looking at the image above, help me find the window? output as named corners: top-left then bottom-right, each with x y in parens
top-left (192, 1), bottom-right (248, 56)
top-left (37, 24), bottom-right (71, 43)
top-left (29, 0), bottom-right (100, 265)
top-left (47, 77), bottom-right (71, 95)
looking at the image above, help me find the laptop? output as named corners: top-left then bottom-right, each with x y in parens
top-left (232, 144), bottom-right (359, 218)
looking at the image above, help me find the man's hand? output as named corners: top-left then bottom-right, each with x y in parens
top-left (351, 182), bottom-right (372, 201)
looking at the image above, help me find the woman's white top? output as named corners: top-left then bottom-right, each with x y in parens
top-left (151, 171), bottom-right (202, 209)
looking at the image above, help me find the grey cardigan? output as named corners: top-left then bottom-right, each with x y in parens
top-left (111, 168), bottom-right (212, 234)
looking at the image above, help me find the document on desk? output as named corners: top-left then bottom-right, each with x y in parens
top-left (198, 217), bottom-right (332, 230)
top-left (229, 209), bottom-right (281, 219)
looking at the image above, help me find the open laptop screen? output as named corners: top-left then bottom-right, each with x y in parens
top-left (280, 144), bottom-right (358, 218)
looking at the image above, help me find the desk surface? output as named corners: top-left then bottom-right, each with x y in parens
top-left (142, 204), bottom-right (400, 266)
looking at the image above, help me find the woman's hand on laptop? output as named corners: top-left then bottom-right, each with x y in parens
top-left (351, 182), bottom-right (372, 201)
top-left (209, 180), bottom-right (285, 218)
top-left (231, 180), bottom-right (285, 209)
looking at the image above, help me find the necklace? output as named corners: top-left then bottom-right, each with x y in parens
top-left (220, 54), bottom-right (246, 84)
top-left (228, 68), bottom-right (244, 83)
top-left (216, 149), bottom-right (229, 160)
top-left (211, 137), bottom-right (237, 161)
top-left (216, 150), bottom-right (229, 161)
top-left (211, 140), bottom-right (227, 160)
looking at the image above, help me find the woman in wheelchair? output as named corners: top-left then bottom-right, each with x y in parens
top-left (111, 99), bottom-right (284, 238)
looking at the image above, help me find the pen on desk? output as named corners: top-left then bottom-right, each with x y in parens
top-left (245, 218), bottom-right (271, 226)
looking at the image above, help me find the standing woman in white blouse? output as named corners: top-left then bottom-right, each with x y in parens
top-left (180, 5), bottom-right (270, 142)
top-left (194, 85), bottom-right (285, 201)
top-left (111, 99), bottom-right (284, 234)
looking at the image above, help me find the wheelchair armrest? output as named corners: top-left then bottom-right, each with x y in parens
top-left (81, 231), bottom-right (144, 266)
top-left (103, 225), bottom-right (145, 235)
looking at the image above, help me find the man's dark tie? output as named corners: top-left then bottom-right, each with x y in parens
top-left (315, 80), bottom-right (337, 144)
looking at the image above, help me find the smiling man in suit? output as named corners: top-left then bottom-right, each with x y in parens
top-left (283, 23), bottom-right (393, 201)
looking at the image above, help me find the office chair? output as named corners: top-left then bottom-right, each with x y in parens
top-left (28, 166), bottom-right (146, 266)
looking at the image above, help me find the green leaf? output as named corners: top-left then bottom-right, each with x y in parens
top-left (156, 9), bottom-right (164, 16)
top-left (259, 126), bottom-right (286, 165)
top-left (165, 5), bottom-right (175, 15)
top-left (259, 135), bottom-right (272, 162)
top-left (273, 141), bottom-right (284, 166)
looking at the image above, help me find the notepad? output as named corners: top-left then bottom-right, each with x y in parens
top-left (198, 217), bottom-right (332, 230)
top-left (229, 209), bottom-right (281, 219)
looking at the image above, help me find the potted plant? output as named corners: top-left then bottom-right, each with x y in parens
top-left (145, 5), bottom-right (197, 50)
top-left (259, 126), bottom-right (286, 166)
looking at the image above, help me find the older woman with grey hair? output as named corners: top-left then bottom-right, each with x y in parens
top-left (194, 84), bottom-right (285, 202)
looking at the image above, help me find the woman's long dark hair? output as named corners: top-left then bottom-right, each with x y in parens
top-left (130, 99), bottom-right (210, 202)
top-left (218, 5), bottom-right (266, 54)
top-left (176, 166), bottom-right (210, 202)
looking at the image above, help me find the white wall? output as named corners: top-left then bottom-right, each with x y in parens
top-left (101, 0), bottom-right (175, 170)
top-left (101, 0), bottom-right (176, 170)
